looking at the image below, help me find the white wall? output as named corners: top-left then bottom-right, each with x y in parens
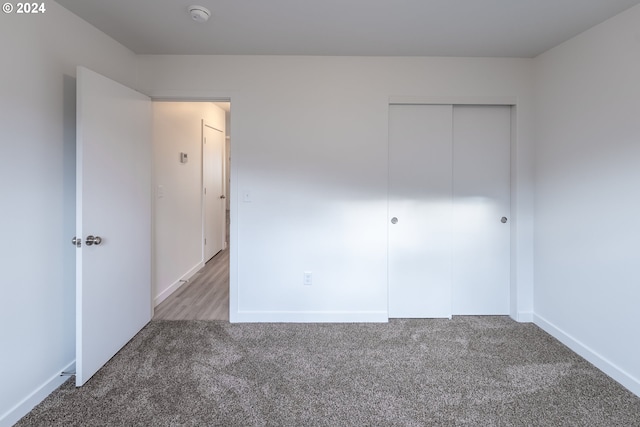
top-left (138, 55), bottom-right (536, 323)
top-left (153, 102), bottom-right (225, 305)
top-left (0, 4), bottom-right (138, 425)
top-left (4, 2), bottom-right (638, 423)
top-left (533, 5), bottom-right (640, 395)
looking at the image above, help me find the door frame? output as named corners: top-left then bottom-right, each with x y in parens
top-left (149, 93), bottom-right (235, 319)
top-left (388, 96), bottom-right (523, 320)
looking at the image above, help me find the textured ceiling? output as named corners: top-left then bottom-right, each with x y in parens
top-left (55, 0), bottom-right (640, 57)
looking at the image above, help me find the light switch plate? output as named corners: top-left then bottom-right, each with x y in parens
top-left (303, 271), bottom-right (312, 286)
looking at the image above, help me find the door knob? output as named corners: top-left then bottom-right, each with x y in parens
top-left (391, 217), bottom-right (398, 224)
top-left (85, 235), bottom-right (102, 246)
top-left (501, 217), bottom-right (508, 224)
top-left (71, 237), bottom-right (81, 247)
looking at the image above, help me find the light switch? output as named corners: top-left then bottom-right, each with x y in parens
top-left (243, 190), bottom-right (252, 203)
top-left (156, 185), bottom-right (164, 199)
top-left (303, 271), bottom-right (312, 286)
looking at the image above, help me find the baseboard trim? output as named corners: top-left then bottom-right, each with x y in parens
top-left (0, 360), bottom-right (75, 427)
top-left (232, 311), bottom-right (389, 323)
top-left (154, 262), bottom-right (204, 307)
top-left (534, 314), bottom-right (640, 397)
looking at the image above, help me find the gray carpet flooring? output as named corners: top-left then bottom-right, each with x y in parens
top-left (17, 317), bottom-right (640, 426)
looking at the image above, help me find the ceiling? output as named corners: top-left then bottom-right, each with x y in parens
top-left (55, 0), bottom-right (640, 57)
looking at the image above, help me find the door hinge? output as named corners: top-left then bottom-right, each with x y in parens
top-left (204, 187), bottom-right (207, 195)
top-left (204, 238), bottom-right (207, 245)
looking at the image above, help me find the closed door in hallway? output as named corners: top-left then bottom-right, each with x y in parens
top-left (388, 104), bottom-right (511, 318)
top-left (203, 123), bottom-right (226, 261)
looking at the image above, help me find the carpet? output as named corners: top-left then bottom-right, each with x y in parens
top-left (16, 317), bottom-right (640, 426)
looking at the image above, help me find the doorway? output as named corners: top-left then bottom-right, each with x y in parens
top-left (152, 101), bottom-right (231, 321)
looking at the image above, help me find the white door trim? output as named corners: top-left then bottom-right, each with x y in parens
top-left (389, 96), bottom-right (517, 106)
top-left (147, 92), bottom-right (238, 322)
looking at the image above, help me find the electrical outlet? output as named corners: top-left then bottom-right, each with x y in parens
top-left (303, 271), bottom-right (312, 286)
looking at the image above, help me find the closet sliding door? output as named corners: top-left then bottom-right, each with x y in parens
top-left (388, 105), bottom-right (454, 318)
top-left (452, 106), bottom-right (511, 315)
top-left (388, 104), bottom-right (510, 318)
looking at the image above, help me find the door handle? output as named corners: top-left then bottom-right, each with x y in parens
top-left (71, 237), bottom-right (81, 247)
top-left (501, 217), bottom-right (508, 224)
top-left (391, 217), bottom-right (398, 224)
top-left (219, 195), bottom-right (226, 199)
top-left (85, 235), bottom-right (103, 246)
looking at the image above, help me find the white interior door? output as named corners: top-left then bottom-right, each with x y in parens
top-left (203, 123), bottom-right (225, 261)
top-left (452, 106), bottom-right (511, 314)
top-left (388, 104), bottom-right (453, 318)
top-left (76, 67), bottom-right (152, 386)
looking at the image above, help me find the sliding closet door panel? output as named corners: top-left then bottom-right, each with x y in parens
top-left (452, 105), bottom-right (511, 314)
top-left (388, 104), bottom-right (453, 318)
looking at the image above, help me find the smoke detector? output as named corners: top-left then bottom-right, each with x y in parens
top-left (188, 5), bottom-right (211, 23)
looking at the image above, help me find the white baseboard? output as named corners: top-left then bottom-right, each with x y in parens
top-left (154, 262), bottom-right (204, 307)
top-left (0, 360), bottom-right (75, 427)
top-left (534, 314), bottom-right (640, 397)
top-left (231, 310), bottom-right (389, 323)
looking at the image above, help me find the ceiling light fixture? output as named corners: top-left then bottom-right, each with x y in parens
top-left (188, 5), bottom-right (211, 23)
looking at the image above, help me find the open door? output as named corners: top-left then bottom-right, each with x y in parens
top-left (75, 67), bottom-right (152, 386)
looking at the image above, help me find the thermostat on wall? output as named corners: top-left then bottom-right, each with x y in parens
top-left (180, 152), bottom-right (188, 163)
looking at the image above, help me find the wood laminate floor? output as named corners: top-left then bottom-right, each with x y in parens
top-left (153, 248), bottom-right (229, 320)
top-left (154, 212), bottom-right (230, 321)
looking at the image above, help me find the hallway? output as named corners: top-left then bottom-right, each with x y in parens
top-left (153, 247), bottom-right (229, 320)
